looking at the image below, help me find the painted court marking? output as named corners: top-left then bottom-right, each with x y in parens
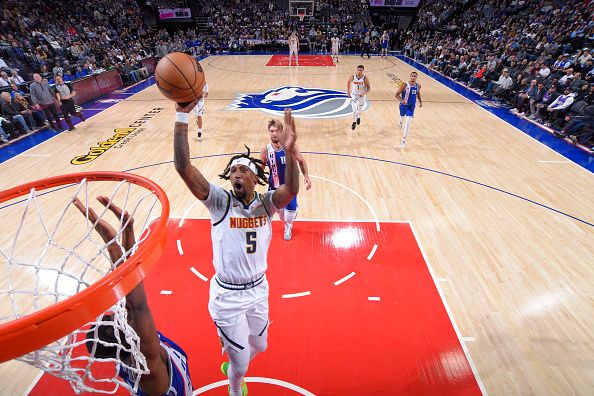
top-left (367, 244), bottom-right (378, 260)
top-left (333, 271), bottom-right (356, 286)
top-left (190, 267), bottom-right (209, 282)
top-left (310, 174), bottom-right (381, 232)
top-left (368, 296), bottom-right (381, 301)
top-left (282, 291), bottom-right (311, 299)
top-left (193, 377), bottom-right (316, 395)
top-left (177, 239), bottom-right (184, 255)
top-left (160, 290), bottom-right (173, 295)
top-left (408, 223), bottom-right (488, 395)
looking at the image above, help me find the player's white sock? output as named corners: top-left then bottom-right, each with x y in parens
top-left (285, 209), bottom-right (297, 227)
top-left (402, 116), bottom-right (411, 146)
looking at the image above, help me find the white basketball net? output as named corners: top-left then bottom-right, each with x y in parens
top-left (0, 177), bottom-right (163, 394)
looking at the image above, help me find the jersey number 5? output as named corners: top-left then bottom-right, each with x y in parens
top-left (246, 231), bottom-right (257, 254)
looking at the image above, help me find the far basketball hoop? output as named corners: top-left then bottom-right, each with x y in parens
top-left (298, 12), bottom-right (305, 22)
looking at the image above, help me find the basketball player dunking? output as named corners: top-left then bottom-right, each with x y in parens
top-left (381, 30), bottom-right (390, 59)
top-left (331, 34), bottom-right (340, 63)
top-left (347, 65), bottom-right (370, 130)
top-left (395, 71), bottom-right (423, 148)
top-left (193, 82), bottom-right (208, 141)
top-left (174, 103), bottom-right (300, 396)
top-left (260, 118), bottom-right (311, 241)
top-left (288, 31), bottom-right (300, 66)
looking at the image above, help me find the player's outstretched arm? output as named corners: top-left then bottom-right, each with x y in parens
top-left (294, 144), bottom-right (311, 190)
top-left (72, 197), bottom-right (169, 395)
top-left (347, 75), bottom-right (353, 96)
top-left (272, 109), bottom-right (299, 208)
top-left (395, 83), bottom-right (406, 104)
top-left (259, 146), bottom-right (268, 172)
top-left (174, 99), bottom-right (210, 200)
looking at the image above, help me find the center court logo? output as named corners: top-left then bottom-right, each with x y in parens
top-left (228, 86), bottom-right (369, 119)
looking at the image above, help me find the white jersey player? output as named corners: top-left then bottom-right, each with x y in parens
top-left (288, 31), bottom-right (300, 66)
top-left (193, 82), bottom-right (209, 141)
top-left (331, 35), bottom-right (340, 63)
top-left (173, 105), bottom-right (300, 396)
top-left (347, 64), bottom-right (370, 130)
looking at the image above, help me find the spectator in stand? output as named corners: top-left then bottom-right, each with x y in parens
top-left (0, 71), bottom-right (10, 87)
top-left (0, 91), bottom-right (32, 134)
top-left (29, 73), bottom-right (63, 131)
top-left (55, 74), bottom-right (85, 131)
top-left (9, 69), bottom-right (25, 85)
top-left (532, 85), bottom-right (559, 121)
top-left (554, 105), bottom-right (594, 140)
top-left (512, 79), bottom-right (538, 116)
top-left (0, 122), bottom-right (10, 143)
top-left (545, 87), bottom-right (577, 127)
top-left (484, 69), bottom-right (513, 98)
top-left (14, 92), bottom-right (47, 128)
top-left (528, 82), bottom-right (546, 118)
top-left (558, 69), bottom-right (575, 86)
top-left (74, 66), bottom-right (86, 80)
top-left (8, 81), bottom-right (24, 99)
top-left (539, 64), bottom-right (551, 79)
top-left (53, 61), bottom-right (64, 77)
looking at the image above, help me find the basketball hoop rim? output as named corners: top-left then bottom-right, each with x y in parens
top-left (0, 171), bottom-right (170, 363)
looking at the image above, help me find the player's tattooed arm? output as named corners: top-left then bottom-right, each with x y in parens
top-left (347, 75), bottom-right (353, 96)
top-left (174, 100), bottom-right (210, 200)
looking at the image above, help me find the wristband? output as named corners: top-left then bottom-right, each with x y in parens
top-left (175, 112), bottom-right (190, 124)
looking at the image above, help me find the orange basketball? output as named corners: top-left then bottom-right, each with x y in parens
top-left (155, 52), bottom-right (206, 104)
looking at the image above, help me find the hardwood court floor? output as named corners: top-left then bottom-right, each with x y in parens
top-left (0, 55), bottom-right (593, 395)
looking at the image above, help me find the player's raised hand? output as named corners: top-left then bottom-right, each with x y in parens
top-left (97, 196), bottom-right (136, 252)
top-left (281, 108), bottom-right (297, 154)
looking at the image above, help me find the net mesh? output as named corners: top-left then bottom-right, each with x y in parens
top-left (0, 177), bottom-right (164, 394)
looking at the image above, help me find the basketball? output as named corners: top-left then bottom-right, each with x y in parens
top-left (155, 52), bottom-right (206, 104)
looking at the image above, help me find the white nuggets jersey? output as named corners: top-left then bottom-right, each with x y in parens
top-left (289, 35), bottom-right (298, 49)
top-left (331, 37), bottom-right (339, 50)
top-left (202, 183), bottom-right (276, 284)
top-left (351, 73), bottom-right (367, 96)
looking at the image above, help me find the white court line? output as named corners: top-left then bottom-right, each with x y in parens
top-left (176, 239), bottom-right (184, 255)
top-left (309, 175), bottom-right (381, 232)
top-left (23, 370), bottom-right (43, 396)
top-left (193, 376), bottom-right (316, 395)
top-left (160, 290), bottom-right (173, 295)
top-left (408, 222), bottom-right (488, 395)
top-left (282, 291), bottom-right (311, 299)
top-left (367, 244), bottom-right (378, 260)
top-left (333, 271), bottom-right (356, 286)
top-left (462, 336), bottom-right (477, 342)
top-left (190, 267), bottom-right (208, 282)
top-left (368, 296), bottom-right (381, 301)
